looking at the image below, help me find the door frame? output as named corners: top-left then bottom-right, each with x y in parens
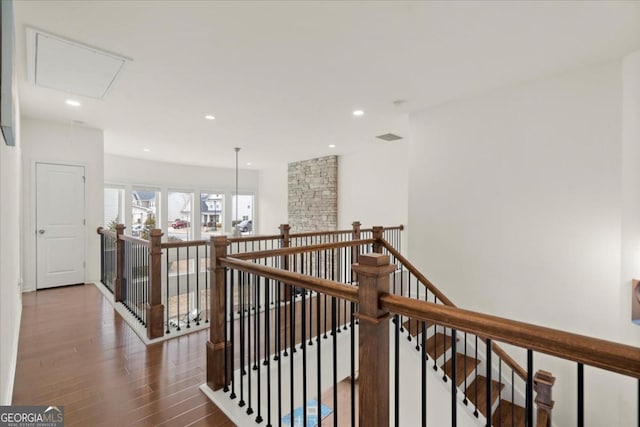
top-left (30, 160), bottom-right (87, 290)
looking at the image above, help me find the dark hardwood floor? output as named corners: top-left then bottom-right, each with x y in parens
top-left (12, 284), bottom-right (235, 427)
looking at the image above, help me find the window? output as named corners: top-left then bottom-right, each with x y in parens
top-left (104, 187), bottom-right (124, 229)
top-left (232, 194), bottom-right (254, 235)
top-left (132, 188), bottom-right (159, 239)
top-left (167, 191), bottom-right (194, 241)
top-left (200, 192), bottom-right (224, 239)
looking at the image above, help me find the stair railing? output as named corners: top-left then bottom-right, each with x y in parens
top-left (206, 244), bottom-right (640, 426)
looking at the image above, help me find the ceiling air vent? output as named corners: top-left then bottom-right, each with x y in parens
top-left (376, 133), bottom-right (403, 142)
top-left (26, 28), bottom-right (130, 99)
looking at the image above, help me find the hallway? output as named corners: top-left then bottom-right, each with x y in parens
top-left (12, 284), bottom-right (234, 427)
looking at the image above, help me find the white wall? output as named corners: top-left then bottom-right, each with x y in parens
top-left (620, 49), bottom-right (640, 425)
top-left (21, 119), bottom-right (104, 292)
top-left (0, 131), bottom-right (22, 405)
top-left (408, 59), bottom-right (638, 426)
top-left (338, 142), bottom-right (409, 233)
top-left (257, 166), bottom-right (288, 235)
top-left (104, 154), bottom-right (259, 234)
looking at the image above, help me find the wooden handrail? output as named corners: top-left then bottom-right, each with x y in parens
top-left (161, 239), bottom-right (208, 249)
top-left (219, 257), bottom-right (359, 303)
top-left (381, 239), bottom-right (528, 380)
top-left (227, 239), bottom-right (376, 261)
top-left (119, 234), bottom-right (151, 246)
top-left (380, 293), bottom-right (640, 378)
top-left (96, 226), bottom-right (117, 238)
top-left (228, 233), bottom-right (281, 243)
top-left (381, 239), bottom-right (455, 306)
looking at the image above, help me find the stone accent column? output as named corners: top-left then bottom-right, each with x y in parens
top-left (288, 155), bottom-right (337, 232)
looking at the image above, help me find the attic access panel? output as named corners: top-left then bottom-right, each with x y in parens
top-left (27, 28), bottom-right (129, 99)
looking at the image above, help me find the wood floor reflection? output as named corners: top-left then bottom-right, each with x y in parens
top-left (12, 284), bottom-right (234, 427)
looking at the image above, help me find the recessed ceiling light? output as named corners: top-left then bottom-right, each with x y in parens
top-left (328, 144), bottom-right (336, 148)
top-left (143, 148), bottom-right (151, 152)
top-left (246, 162), bottom-right (252, 166)
top-left (352, 110), bottom-right (364, 117)
top-left (205, 115), bottom-right (215, 120)
top-left (65, 99), bottom-right (81, 107)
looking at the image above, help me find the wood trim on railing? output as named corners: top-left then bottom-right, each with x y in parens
top-left (96, 226), bottom-right (117, 238)
top-left (228, 234), bottom-right (281, 243)
top-left (227, 239), bottom-right (376, 261)
top-left (381, 240), bottom-right (455, 306)
top-left (380, 293), bottom-right (640, 378)
top-left (380, 238), bottom-right (528, 380)
top-left (161, 239), bottom-right (208, 249)
top-left (119, 234), bottom-right (151, 246)
top-left (219, 257), bottom-right (359, 303)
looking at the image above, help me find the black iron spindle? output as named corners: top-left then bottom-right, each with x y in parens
top-left (452, 329), bottom-right (457, 426)
top-left (578, 363), bottom-right (584, 427)
top-left (486, 338), bottom-right (492, 427)
top-left (526, 349), bottom-right (533, 427)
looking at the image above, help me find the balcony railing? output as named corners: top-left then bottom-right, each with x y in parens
top-left (97, 222), bottom-right (403, 340)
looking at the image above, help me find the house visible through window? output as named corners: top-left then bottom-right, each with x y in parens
top-left (168, 191), bottom-right (193, 241)
top-left (232, 194), bottom-right (254, 235)
top-left (132, 189), bottom-right (159, 239)
top-left (201, 192), bottom-right (224, 239)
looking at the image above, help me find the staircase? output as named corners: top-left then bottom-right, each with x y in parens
top-left (402, 319), bottom-right (526, 427)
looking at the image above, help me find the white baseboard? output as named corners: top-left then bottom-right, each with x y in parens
top-left (2, 302), bottom-right (22, 405)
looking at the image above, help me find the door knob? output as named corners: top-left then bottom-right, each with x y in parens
top-left (38, 229), bottom-right (45, 234)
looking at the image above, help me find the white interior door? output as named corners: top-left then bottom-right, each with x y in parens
top-left (36, 163), bottom-right (86, 289)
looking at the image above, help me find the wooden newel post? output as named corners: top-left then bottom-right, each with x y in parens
top-left (207, 236), bottom-right (231, 391)
top-left (146, 229), bottom-right (164, 339)
top-left (114, 224), bottom-right (125, 303)
top-left (353, 253), bottom-right (395, 427)
top-left (534, 370), bottom-right (555, 427)
top-left (279, 224), bottom-right (292, 302)
top-left (351, 221), bottom-right (361, 282)
top-left (372, 226), bottom-right (384, 253)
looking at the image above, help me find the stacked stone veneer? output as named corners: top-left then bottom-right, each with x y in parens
top-left (288, 155), bottom-right (337, 232)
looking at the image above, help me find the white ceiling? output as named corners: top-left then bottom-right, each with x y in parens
top-left (13, 1), bottom-right (640, 170)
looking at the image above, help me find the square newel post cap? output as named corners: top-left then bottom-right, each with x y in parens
top-left (352, 253), bottom-right (396, 277)
top-left (359, 253), bottom-right (389, 266)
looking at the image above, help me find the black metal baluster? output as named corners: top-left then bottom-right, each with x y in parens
top-left (195, 245), bottom-right (200, 326)
top-left (350, 300), bottom-right (355, 427)
top-left (442, 326), bottom-right (448, 382)
top-left (302, 284), bottom-right (307, 426)
top-left (422, 320), bottom-right (427, 427)
top-left (474, 335), bottom-right (479, 418)
top-left (332, 296), bottom-right (338, 427)
top-left (486, 338), bottom-right (492, 427)
top-left (205, 244), bottom-right (210, 323)
top-left (395, 312), bottom-right (400, 427)
top-left (526, 349), bottom-right (533, 427)
top-left (230, 270), bottom-right (237, 400)
top-left (247, 274), bottom-right (253, 415)
top-left (318, 289), bottom-right (323, 427)
top-left (239, 272), bottom-right (246, 407)
top-left (289, 275), bottom-right (295, 423)
top-left (186, 245), bottom-right (190, 328)
top-left (265, 278), bottom-right (270, 426)
top-left (578, 363), bottom-right (584, 427)
top-left (255, 275), bottom-right (262, 423)
top-left (498, 359), bottom-right (502, 427)
top-left (463, 332), bottom-right (468, 405)
top-left (223, 266), bottom-right (229, 393)
top-left (176, 247), bottom-right (181, 331)
top-left (452, 329), bottom-right (457, 426)
top-left (276, 280), bottom-right (282, 427)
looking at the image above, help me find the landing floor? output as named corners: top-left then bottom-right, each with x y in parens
top-left (12, 284), bottom-right (233, 427)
